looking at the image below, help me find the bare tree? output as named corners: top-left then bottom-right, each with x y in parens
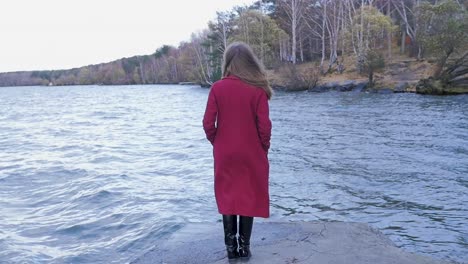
top-left (208, 11), bottom-right (234, 55)
top-left (279, 0), bottom-right (307, 64)
top-left (191, 32), bottom-right (213, 85)
top-left (324, 1), bottom-right (344, 72)
top-left (304, 0), bottom-right (327, 70)
top-left (393, 0), bottom-right (420, 57)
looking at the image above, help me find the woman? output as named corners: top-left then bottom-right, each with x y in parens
top-left (203, 42), bottom-right (272, 261)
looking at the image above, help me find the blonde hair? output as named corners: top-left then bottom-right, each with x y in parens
top-left (222, 42), bottom-right (273, 99)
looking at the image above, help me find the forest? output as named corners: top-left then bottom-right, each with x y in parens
top-left (0, 0), bottom-right (466, 93)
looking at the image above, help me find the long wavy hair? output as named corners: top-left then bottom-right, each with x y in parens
top-left (222, 42), bottom-right (273, 99)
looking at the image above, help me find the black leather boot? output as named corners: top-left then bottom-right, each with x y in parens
top-left (238, 216), bottom-right (253, 259)
top-left (222, 215), bottom-right (239, 261)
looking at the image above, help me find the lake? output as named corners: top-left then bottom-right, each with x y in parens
top-left (0, 85), bottom-right (467, 263)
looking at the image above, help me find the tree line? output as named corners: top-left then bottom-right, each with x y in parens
top-left (0, 0), bottom-right (466, 88)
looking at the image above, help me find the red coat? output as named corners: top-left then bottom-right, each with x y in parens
top-left (203, 75), bottom-right (272, 218)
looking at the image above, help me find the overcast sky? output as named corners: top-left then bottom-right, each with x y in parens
top-left (0, 0), bottom-right (256, 73)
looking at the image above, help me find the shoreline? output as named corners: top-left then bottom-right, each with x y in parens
top-left (1, 81), bottom-right (466, 95)
top-left (272, 79), bottom-right (416, 94)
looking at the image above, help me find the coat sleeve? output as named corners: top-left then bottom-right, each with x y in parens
top-left (256, 91), bottom-right (272, 152)
top-left (203, 87), bottom-right (218, 145)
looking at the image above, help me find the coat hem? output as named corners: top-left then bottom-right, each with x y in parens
top-left (217, 209), bottom-right (270, 218)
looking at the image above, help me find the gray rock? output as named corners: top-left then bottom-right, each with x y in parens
top-left (334, 85), bottom-right (354, 92)
top-left (416, 78), bottom-right (468, 95)
top-left (369, 88), bottom-right (393, 94)
top-left (394, 82), bottom-right (409, 93)
top-left (271, 85), bottom-right (288, 91)
top-left (132, 222), bottom-right (452, 264)
top-left (379, 88), bottom-right (394, 94)
top-left (340, 80), bottom-right (356, 87)
top-left (324, 82), bottom-right (339, 89)
top-left (333, 80), bottom-right (355, 92)
top-left (309, 85), bottom-right (330, 93)
top-left (353, 82), bottom-right (368, 92)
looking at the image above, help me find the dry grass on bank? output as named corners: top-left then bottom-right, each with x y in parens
top-left (267, 51), bottom-right (436, 91)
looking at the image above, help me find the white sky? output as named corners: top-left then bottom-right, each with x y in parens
top-left (0, 0), bottom-right (256, 73)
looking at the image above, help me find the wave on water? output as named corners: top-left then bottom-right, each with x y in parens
top-left (0, 86), bottom-right (467, 263)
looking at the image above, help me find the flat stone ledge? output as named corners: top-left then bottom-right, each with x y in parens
top-left (132, 221), bottom-right (454, 264)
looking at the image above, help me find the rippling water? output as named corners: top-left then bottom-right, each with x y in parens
top-left (0, 85), bottom-right (467, 263)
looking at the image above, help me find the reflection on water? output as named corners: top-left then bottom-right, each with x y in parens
top-left (0, 85), bottom-right (467, 263)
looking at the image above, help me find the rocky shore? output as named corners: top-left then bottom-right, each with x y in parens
top-left (132, 221), bottom-right (454, 264)
top-left (268, 57), bottom-right (467, 95)
top-left (273, 80), bottom-right (416, 94)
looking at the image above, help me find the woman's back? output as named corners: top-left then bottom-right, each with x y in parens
top-left (209, 75), bottom-right (265, 154)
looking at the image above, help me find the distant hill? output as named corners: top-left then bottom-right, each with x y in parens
top-left (0, 44), bottom-right (203, 87)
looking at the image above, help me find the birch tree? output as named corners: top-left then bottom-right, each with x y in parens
top-left (208, 11), bottom-right (235, 54)
top-left (348, 5), bottom-right (395, 84)
top-left (190, 32), bottom-right (213, 85)
top-left (304, 0), bottom-right (327, 70)
top-left (279, 0), bottom-right (307, 64)
top-left (392, 0), bottom-right (421, 57)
